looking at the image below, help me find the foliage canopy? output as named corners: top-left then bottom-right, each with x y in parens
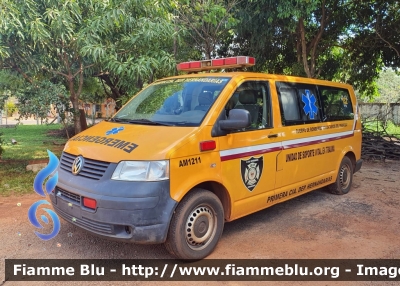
top-left (0, 0), bottom-right (399, 132)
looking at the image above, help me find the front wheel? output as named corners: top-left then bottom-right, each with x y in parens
top-left (328, 156), bottom-right (353, 195)
top-left (164, 188), bottom-right (224, 260)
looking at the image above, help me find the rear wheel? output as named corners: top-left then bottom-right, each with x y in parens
top-left (164, 188), bottom-right (224, 260)
top-left (328, 156), bottom-right (353, 195)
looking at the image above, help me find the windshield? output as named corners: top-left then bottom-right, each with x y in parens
top-left (113, 77), bottom-right (231, 126)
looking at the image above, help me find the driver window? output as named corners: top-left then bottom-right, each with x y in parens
top-left (225, 81), bottom-right (272, 131)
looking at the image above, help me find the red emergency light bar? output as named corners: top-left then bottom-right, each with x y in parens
top-left (177, 56), bottom-right (255, 72)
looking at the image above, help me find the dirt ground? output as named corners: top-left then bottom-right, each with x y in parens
top-left (1, 160), bottom-right (399, 286)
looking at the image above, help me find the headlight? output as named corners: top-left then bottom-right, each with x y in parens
top-left (111, 160), bottom-right (169, 181)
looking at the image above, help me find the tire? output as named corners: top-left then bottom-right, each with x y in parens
top-left (328, 156), bottom-right (353, 195)
top-left (164, 188), bottom-right (224, 260)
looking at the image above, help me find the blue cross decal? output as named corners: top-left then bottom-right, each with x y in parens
top-left (302, 90), bottom-right (318, 119)
top-left (106, 126), bottom-right (124, 135)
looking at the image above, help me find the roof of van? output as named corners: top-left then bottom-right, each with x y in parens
top-left (154, 72), bottom-right (354, 89)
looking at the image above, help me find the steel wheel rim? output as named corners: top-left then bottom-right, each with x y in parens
top-left (339, 163), bottom-right (351, 190)
top-left (185, 205), bottom-right (217, 251)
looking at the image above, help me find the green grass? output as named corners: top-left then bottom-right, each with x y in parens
top-left (363, 120), bottom-right (400, 137)
top-left (0, 124), bottom-right (66, 160)
top-left (0, 124), bottom-right (67, 196)
top-left (0, 162), bottom-right (37, 196)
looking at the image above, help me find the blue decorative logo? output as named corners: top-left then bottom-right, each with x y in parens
top-left (302, 90), bottom-right (318, 119)
top-left (33, 151), bottom-right (59, 197)
top-left (28, 200), bottom-right (61, 240)
top-left (29, 150), bottom-right (61, 240)
top-left (106, 126), bottom-right (124, 135)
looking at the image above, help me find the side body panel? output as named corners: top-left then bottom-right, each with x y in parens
top-left (208, 76), bottom-right (362, 220)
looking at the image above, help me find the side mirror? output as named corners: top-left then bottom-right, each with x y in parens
top-left (219, 109), bottom-right (251, 130)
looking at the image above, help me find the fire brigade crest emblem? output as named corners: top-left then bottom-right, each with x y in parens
top-left (241, 156), bottom-right (263, 191)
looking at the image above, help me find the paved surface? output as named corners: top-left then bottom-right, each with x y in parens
top-left (0, 161), bottom-right (399, 285)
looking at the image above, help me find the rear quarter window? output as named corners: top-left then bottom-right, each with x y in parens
top-left (319, 86), bottom-right (354, 121)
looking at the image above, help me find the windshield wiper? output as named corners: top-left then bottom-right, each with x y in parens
top-left (109, 117), bottom-right (126, 122)
top-left (116, 118), bottom-right (174, 126)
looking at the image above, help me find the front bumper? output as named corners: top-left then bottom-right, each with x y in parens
top-left (50, 158), bottom-right (177, 244)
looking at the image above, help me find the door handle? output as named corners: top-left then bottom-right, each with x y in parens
top-left (268, 133), bottom-right (278, 138)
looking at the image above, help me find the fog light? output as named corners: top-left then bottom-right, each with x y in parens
top-left (83, 197), bottom-right (97, 209)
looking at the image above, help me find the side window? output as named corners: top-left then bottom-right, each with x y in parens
top-left (277, 82), bottom-right (321, 125)
top-left (279, 87), bottom-right (300, 121)
top-left (319, 87), bottom-right (354, 120)
top-left (225, 81), bottom-right (272, 131)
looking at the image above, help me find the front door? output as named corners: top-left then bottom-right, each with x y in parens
top-left (218, 80), bottom-right (281, 220)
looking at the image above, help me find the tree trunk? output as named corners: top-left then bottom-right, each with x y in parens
top-left (136, 78), bottom-right (143, 90)
top-left (71, 96), bottom-right (82, 135)
top-left (297, 2), bottom-right (327, 79)
top-left (205, 42), bottom-right (212, 60)
top-left (298, 18), bottom-right (312, 78)
top-left (98, 74), bottom-right (126, 109)
top-left (68, 78), bottom-right (82, 135)
top-left (79, 109), bottom-right (88, 130)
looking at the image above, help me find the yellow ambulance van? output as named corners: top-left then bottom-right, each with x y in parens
top-left (50, 56), bottom-right (362, 259)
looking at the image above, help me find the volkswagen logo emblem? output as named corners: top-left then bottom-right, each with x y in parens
top-left (72, 156), bottom-right (84, 175)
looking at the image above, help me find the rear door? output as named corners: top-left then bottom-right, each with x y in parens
top-left (274, 82), bottom-right (354, 190)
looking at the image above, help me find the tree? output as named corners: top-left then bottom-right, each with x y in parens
top-left (232, 0), bottom-right (356, 77)
top-left (81, 0), bottom-right (177, 108)
top-left (0, 0), bottom-right (178, 133)
top-left (376, 69), bottom-right (400, 103)
top-left (79, 77), bottom-right (108, 106)
top-left (230, 0), bottom-right (392, 100)
top-left (173, 0), bottom-right (239, 60)
top-left (0, 0), bottom-right (95, 133)
top-left (347, 1), bottom-right (400, 70)
top-left (17, 80), bottom-right (70, 123)
top-left (0, 70), bottom-right (70, 123)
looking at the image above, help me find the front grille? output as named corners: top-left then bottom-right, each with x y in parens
top-left (54, 205), bottom-right (113, 234)
top-left (55, 187), bottom-right (80, 204)
top-left (60, 152), bottom-right (110, 180)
